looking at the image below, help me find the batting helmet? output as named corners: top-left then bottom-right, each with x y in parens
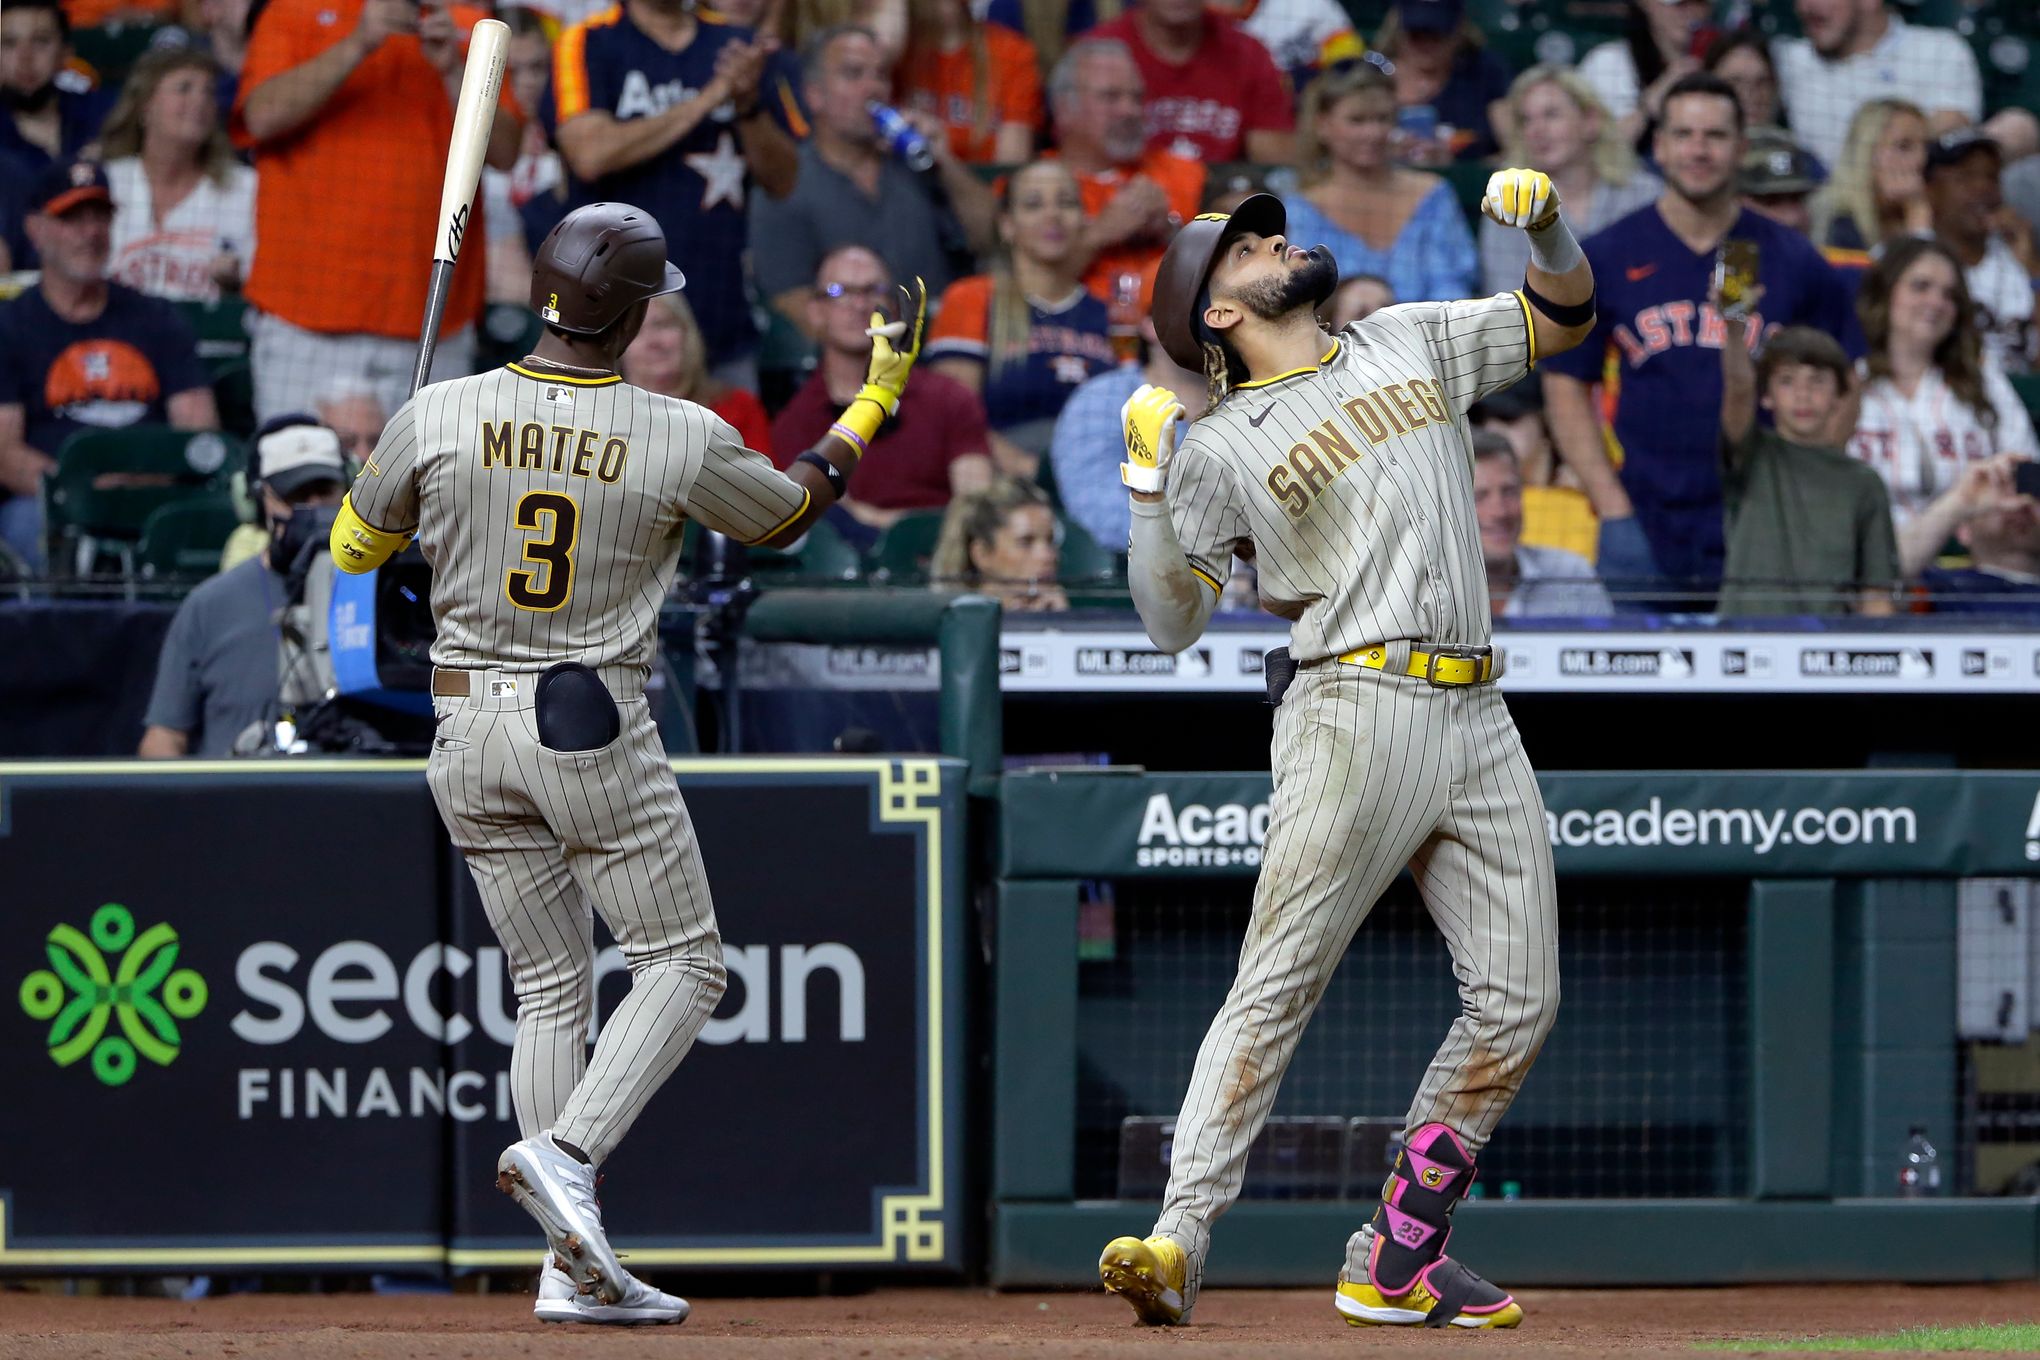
top-left (530, 202), bottom-right (686, 335)
top-left (1150, 193), bottom-right (1286, 374)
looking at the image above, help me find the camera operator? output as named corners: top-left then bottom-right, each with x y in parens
top-left (139, 415), bottom-right (347, 757)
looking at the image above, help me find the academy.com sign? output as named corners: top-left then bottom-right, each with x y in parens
top-left (1132, 790), bottom-right (1919, 866)
top-left (1543, 798), bottom-right (1917, 854)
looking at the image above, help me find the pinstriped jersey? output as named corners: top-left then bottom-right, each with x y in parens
top-left (1164, 294), bottom-right (1534, 664)
top-left (347, 361), bottom-right (809, 674)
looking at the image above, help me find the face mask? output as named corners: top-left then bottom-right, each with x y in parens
top-left (271, 502), bottom-right (339, 583)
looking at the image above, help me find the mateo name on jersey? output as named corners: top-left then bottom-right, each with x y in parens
top-left (1263, 375), bottom-right (1452, 520)
top-left (480, 420), bottom-right (630, 483)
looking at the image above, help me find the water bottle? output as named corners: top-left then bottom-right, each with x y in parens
top-left (1897, 1126), bottom-right (1941, 1197)
top-left (868, 102), bottom-right (935, 172)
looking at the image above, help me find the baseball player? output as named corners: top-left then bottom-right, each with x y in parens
top-left (1096, 170), bottom-right (1594, 1330)
top-left (326, 201), bottom-right (926, 1325)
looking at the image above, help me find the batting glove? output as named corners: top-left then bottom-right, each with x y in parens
top-left (1121, 383), bottom-right (1185, 494)
top-left (857, 277), bottom-right (927, 420)
top-left (1481, 168), bottom-right (1560, 233)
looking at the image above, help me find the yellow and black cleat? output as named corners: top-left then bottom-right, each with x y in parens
top-left (1098, 1235), bottom-right (1187, 1326)
top-left (1334, 1268), bottom-right (1524, 1329)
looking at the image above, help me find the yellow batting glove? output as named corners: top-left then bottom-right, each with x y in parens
top-left (1120, 383), bottom-right (1185, 494)
top-left (1481, 167), bottom-right (1560, 232)
top-left (855, 277), bottom-right (928, 420)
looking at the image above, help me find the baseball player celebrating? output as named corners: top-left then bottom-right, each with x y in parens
top-left (326, 202), bottom-right (925, 1325)
top-left (1097, 171), bottom-right (1594, 1330)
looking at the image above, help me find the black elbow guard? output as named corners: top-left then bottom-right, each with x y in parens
top-left (1523, 279), bottom-right (1595, 328)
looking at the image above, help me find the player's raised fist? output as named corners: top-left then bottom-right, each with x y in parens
top-left (858, 277), bottom-right (927, 419)
top-left (1121, 383), bottom-right (1185, 493)
top-left (1481, 168), bottom-right (1559, 232)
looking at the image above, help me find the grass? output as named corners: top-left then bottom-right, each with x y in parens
top-left (1696, 1322), bottom-right (2040, 1353)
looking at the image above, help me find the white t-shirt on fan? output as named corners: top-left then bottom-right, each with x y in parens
top-left (105, 158), bottom-right (258, 304)
top-left (1847, 358), bottom-right (2038, 522)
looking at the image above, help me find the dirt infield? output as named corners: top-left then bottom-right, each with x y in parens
top-left (5, 1282), bottom-right (2039, 1359)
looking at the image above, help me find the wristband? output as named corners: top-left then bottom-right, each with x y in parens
top-left (796, 448), bottom-right (850, 499)
top-left (1522, 279), bottom-right (1595, 328)
top-left (835, 395), bottom-right (888, 447)
top-left (1524, 212), bottom-right (1584, 274)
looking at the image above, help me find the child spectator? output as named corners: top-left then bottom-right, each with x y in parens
top-left (622, 291), bottom-right (774, 459)
top-left (1717, 301), bottom-right (1896, 618)
top-left (896, 0), bottom-right (1041, 165)
top-left (101, 49), bottom-right (258, 304)
top-left (931, 475), bottom-right (1068, 611)
top-left (926, 159), bottom-right (1116, 484)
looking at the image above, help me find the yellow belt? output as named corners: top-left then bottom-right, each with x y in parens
top-left (1337, 644), bottom-right (1497, 687)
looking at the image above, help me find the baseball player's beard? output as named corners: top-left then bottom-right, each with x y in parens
top-left (1235, 247), bottom-right (1340, 323)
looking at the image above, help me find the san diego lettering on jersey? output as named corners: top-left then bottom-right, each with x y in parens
top-left (1262, 375), bottom-right (1453, 520)
top-left (480, 420), bottom-right (630, 483)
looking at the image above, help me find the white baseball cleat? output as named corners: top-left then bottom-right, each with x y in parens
top-left (497, 1134), bottom-right (629, 1306)
top-left (534, 1253), bottom-right (691, 1325)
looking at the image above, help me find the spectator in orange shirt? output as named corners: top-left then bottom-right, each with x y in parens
top-left (1047, 38), bottom-right (1205, 304)
top-left (232, 0), bottom-right (521, 421)
top-left (896, 0), bottom-right (1040, 165)
top-left (926, 159), bottom-right (1116, 482)
top-left (1089, 0), bottom-right (1294, 164)
top-left (622, 290), bottom-right (775, 460)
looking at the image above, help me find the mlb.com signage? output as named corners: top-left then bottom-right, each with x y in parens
top-left (1002, 771), bottom-right (2040, 879)
top-left (0, 760), bottom-right (965, 1273)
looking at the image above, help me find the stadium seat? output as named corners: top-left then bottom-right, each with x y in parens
top-left (46, 426), bottom-right (246, 578)
top-left (868, 509), bottom-right (947, 583)
top-left (476, 301), bottom-right (543, 374)
top-left (2009, 372), bottom-right (2040, 423)
top-left (173, 296), bottom-right (252, 377)
top-left (746, 515), bottom-right (861, 581)
top-left (137, 496), bottom-right (240, 580)
top-left (1058, 514), bottom-right (1117, 582)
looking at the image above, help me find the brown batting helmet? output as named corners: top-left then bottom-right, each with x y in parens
top-left (1150, 193), bottom-right (1286, 374)
top-left (530, 202), bottom-right (686, 335)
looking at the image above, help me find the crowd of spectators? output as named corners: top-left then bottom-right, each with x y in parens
top-left (3, 0), bottom-right (2040, 628)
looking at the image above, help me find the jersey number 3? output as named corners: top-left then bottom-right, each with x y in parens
top-left (505, 490), bottom-right (579, 612)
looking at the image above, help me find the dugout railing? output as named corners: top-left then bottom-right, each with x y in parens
top-left (989, 769), bottom-right (2040, 1286)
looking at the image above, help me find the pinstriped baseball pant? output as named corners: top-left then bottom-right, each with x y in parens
top-left (427, 679), bottom-right (726, 1167)
top-left (1152, 657), bottom-right (1560, 1310)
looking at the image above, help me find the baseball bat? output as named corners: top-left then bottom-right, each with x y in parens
top-left (411, 16), bottom-right (509, 399)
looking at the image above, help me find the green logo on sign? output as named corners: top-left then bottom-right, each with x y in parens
top-left (18, 904), bottom-right (207, 1086)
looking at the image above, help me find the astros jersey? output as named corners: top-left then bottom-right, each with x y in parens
top-left (550, 9), bottom-right (805, 366)
top-left (1542, 203), bottom-right (1858, 584)
top-left (346, 361), bottom-right (809, 674)
top-left (1165, 293), bottom-right (1535, 663)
